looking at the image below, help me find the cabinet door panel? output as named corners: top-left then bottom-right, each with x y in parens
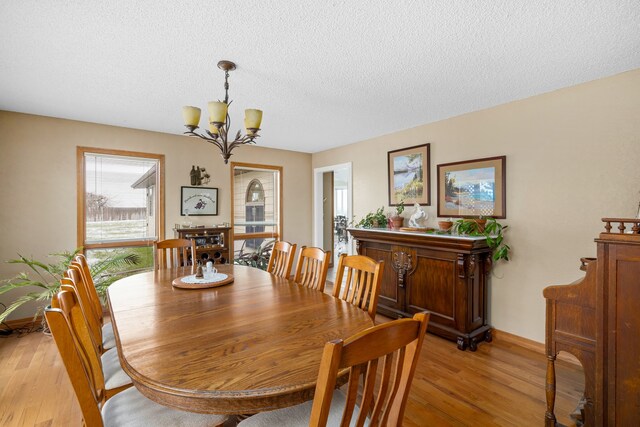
top-left (609, 247), bottom-right (640, 425)
top-left (406, 256), bottom-right (456, 327)
top-left (361, 247), bottom-right (401, 311)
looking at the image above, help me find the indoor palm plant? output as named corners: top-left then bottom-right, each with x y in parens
top-left (0, 249), bottom-right (141, 325)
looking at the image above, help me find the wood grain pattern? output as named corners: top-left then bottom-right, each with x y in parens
top-left (107, 264), bottom-right (374, 414)
top-left (293, 246), bottom-right (331, 292)
top-left (266, 241), bottom-right (296, 278)
top-left (154, 238), bottom-right (196, 269)
top-left (348, 227), bottom-right (492, 351)
top-left (309, 312), bottom-right (430, 426)
top-left (332, 254), bottom-right (384, 318)
top-left (0, 317), bottom-right (585, 426)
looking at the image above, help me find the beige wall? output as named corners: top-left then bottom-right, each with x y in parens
top-left (313, 69), bottom-right (640, 342)
top-left (0, 112), bottom-right (312, 319)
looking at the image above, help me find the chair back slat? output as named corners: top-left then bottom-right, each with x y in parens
top-left (65, 267), bottom-right (103, 352)
top-left (309, 312), bottom-right (430, 427)
top-left (57, 284), bottom-right (106, 399)
top-left (45, 305), bottom-right (104, 426)
top-left (266, 241), bottom-right (296, 278)
top-left (47, 288), bottom-right (107, 426)
top-left (293, 246), bottom-right (331, 292)
top-left (73, 254), bottom-right (103, 323)
top-left (333, 254), bottom-right (384, 317)
top-left (154, 238), bottom-right (195, 269)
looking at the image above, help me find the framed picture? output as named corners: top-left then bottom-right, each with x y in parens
top-left (387, 143), bottom-right (431, 206)
top-left (181, 186), bottom-right (218, 216)
top-left (437, 156), bottom-right (506, 219)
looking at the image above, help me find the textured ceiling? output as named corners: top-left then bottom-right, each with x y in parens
top-left (1, 1), bottom-right (639, 153)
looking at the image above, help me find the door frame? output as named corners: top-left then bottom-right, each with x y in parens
top-left (313, 162), bottom-right (353, 255)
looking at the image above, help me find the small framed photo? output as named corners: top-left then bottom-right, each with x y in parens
top-left (181, 186), bottom-right (218, 216)
top-left (437, 156), bottom-right (506, 218)
top-left (387, 143), bottom-right (431, 206)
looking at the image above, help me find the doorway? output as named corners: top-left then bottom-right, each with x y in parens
top-left (313, 163), bottom-right (353, 280)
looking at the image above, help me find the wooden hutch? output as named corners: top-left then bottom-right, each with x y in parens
top-left (174, 226), bottom-right (233, 264)
top-left (544, 218), bottom-right (640, 426)
top-left (348, 227), bottom-right (492, 351)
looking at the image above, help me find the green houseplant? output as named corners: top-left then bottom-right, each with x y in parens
top-left (0, 249), bottom-right (141, 325)
top-left (390, 200), bottom-right (405, 229)
top-left (453, 217), bottom-right (511, 262)
top-left (355, 207), bottom-right (388, 228)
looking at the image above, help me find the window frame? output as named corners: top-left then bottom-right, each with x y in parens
top-left (76, 146), bottom-right (165, 251)
top-left (230, 162), bottom-right (283, 243)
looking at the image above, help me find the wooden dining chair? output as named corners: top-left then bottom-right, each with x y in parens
top-left (266, 240), bottom-right (297, 278)
top-left (238, 312), bottom-right (430, 427)
top-left (293, 246), bottom-right (331, 292)
top-left (69, 257), bottom-right (115, 351)
top-left (52, 284), bottom-right (132, 400)
top-left (64, 267), bottom-right (107, 353)
top-left (154, 238), bottom-right (196, 269)
top-left (332, 254), bottom-right (384, 318)
top-left (46, 289), bottom-right (228, 427)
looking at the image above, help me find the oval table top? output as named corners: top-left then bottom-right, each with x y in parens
top-left (107, 264), bottom-right (375, 414)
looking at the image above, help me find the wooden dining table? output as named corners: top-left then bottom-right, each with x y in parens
top-left (106, 264), bottom-right (375, 415)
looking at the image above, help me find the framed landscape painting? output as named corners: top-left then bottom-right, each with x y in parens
top-left (437, 156), bottom-right (506, 218)
top-left (181, 186), bottom-right (218, 216)
top-left (387, 143), bottom-right (431, 206)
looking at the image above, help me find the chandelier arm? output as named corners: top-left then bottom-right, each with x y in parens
top-left (228, 135), bottom-right (256, 151)
top-left (191, 131), bottom-right (225, 151)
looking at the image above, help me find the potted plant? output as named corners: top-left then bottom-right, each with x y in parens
top-left (355, 207), bottom-right (388, 228)
top-left (453, 217), bottom-right (511, 262)
top-left (438, 218), bottom-right (454, 231)
top-left (0, 249), bottom-right (141, 329)
top-left (390, 200), bottom-right (405, 229)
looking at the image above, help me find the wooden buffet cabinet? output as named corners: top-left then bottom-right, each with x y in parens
top-left (174, 226), bottom-right (233, 264)
top-left (348, 227), bottom-right (492, 351)
top-left (544, 218), bottom-right (640, 426)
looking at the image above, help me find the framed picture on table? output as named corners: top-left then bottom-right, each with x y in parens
top-left (387, 143), bottom-right (431, 206)
top-left (181, 186), bottom-right (218, 216)
top-left (437, 156), bottom-right (506, 218)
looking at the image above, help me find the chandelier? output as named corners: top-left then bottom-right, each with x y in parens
top-left (182, 60), bottom-right (263, 164)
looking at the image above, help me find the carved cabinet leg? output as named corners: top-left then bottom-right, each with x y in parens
top-left (545, 355), bottom-right (557, 426)
top-left (485, 329), bottom-right (493, 343)
top-left (456, 337), bottom-right (467, 351)
top-left (469, 338), bottom-right (478, 352)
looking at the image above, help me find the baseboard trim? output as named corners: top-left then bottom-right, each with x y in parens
top-left (3, 315), bottom-right (44, 330)
top-left (492, 329), bottom-right (581, 367)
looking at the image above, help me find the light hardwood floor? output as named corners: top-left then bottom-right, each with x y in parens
top-left (0, 319), bottom-right (582, 427)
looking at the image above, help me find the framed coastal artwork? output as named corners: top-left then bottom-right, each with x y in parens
top-left (437, 156), bottom-right (506, 218)
top-left (387, 143), bottom-right (431, 206)
top-left (181, 186), bottom-right (218, 216)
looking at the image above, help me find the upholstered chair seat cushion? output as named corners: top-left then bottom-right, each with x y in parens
top-left (101, 347), bottom-right (132, 390)
top-left (102, 386), bottom-right (227, 427)
top-left (102, 322), bottom-right (115, 349)
top-left (238, 389), bottom-right (366, 427)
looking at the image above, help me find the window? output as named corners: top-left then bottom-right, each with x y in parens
top-left (231, 163), bottom-right (282, 258)
top-left (77, 147), bottom-right (165, 273)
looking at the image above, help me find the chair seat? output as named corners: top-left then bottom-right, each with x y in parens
top-left (102, 386), bottom-right (227, 427)
top-left (102, 322), bottom-right (115, 350)
top-left (238, 390), bottom-right (364, 427)
top-left (101, 348), bottom-right (132, 390)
